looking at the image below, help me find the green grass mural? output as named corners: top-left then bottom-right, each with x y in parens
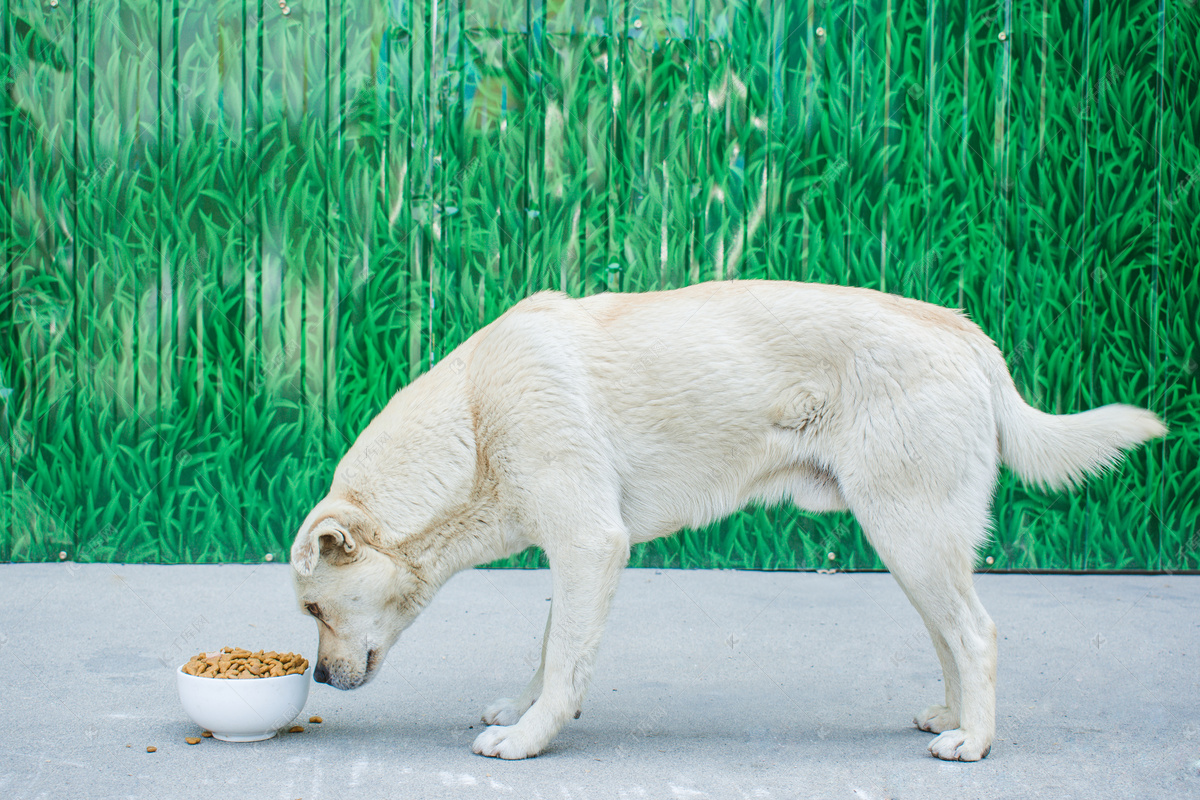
top-left (1, 0), bottom-right (1197, 569)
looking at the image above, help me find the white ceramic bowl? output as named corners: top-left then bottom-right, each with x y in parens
top-left (176, 665), bottom-right (311, 741)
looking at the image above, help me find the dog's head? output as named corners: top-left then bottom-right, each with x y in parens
top-left (289, 497), bottom-right (426, 690)
top-left (289, 361), bottom-right (483, 690)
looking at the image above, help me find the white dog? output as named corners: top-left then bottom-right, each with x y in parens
top-left (290, 280), bottom-right (1165, 761)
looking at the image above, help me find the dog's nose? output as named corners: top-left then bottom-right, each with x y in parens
top-left (313, 663), bottom-right (329, 684)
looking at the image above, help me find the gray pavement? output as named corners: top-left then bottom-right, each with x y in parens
top-left (1, 564), bottom-right (1197, 799)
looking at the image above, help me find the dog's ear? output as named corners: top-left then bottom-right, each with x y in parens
top-left (290, 500), bottom-right (367, 576)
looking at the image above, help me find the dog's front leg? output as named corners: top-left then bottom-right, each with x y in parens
top-left (481, 603), bottom-right (550, 726)
top-left (472, 528), bottom-right (628, 759)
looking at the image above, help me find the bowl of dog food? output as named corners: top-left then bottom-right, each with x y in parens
top-left (176, 647), bottom-right (311, 741)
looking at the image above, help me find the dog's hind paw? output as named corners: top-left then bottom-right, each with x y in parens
top-left (472, 724), bottom-right (542, 760)
top-left (914, 704), bottom-right (959, 734)
top-left (482, 698), bottom-right (525, 727)
top-left (928, 728), bottom-right (991, 761)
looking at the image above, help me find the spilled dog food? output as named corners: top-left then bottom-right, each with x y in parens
top-left (181, 647), bottom-right (309, 678)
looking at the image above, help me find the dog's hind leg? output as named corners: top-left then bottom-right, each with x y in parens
top-left (832, 357), bottom-right (1000, 760)
top-left (473, 525), bottom-right (630, 759)
top-left (857, 501), bottom-right (997, 761)
top-left (482, 604), bottom-right (551, 726)
top-left (914, 624), bottom-right (961, 733)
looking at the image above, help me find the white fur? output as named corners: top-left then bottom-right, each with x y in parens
top-left (290, 280), bottom-right (1166, 762)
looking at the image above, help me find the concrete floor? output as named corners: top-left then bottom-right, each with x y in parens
top-left (1, 564), bottom-right (1197, 799)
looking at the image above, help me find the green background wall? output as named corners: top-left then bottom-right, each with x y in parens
top-left (2, 0), bottom-right (1197, 569)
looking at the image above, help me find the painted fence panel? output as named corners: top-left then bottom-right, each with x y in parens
top-left (1, 0), bottom-right (1197, 569)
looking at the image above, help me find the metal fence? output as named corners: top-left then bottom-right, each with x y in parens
top-left (2, 0), bottom-right (1198, 568)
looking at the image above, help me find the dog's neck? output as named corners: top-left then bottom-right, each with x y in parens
top-left (343, 337), bottom-right (528, 603)
top-left (387, 472), bottom-right (513, 599)
top-left (375, 369), bottom-right (518, 592)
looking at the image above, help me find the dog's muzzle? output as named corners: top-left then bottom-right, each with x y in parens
top-left (313, 650), bottom-right (377, 690)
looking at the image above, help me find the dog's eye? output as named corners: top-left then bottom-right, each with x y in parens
top-left (305, 602), bottom-right (322, 618)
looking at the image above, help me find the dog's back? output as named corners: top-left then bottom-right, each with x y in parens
top-left (495, 280), bottom-right (1164, 546)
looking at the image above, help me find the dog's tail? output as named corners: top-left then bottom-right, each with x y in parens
top-left (988, 351), bottom-right (1167, 491)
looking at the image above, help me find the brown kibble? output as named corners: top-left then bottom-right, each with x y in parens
top-left (146, 746), bottom-right (157, 753)
top-left (201, 731), bottom-right (213, 738)
top-left (288, 725), bottom-right (304, 733)
top-left (184, 737), bottom-right (201, 745)
top-left (308, 716), bottom-right (322, 724)
top-left (183, 649), bottom-right (307, 679)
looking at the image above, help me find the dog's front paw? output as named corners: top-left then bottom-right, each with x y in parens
top-left (928, 728), bottom-right (991, 761)
top-left (482, 697), bottom-right (525, 727)
top-left (472, 724), bottom-right (543, 760)
top-left (914, 704), bottom-right (959, 734)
